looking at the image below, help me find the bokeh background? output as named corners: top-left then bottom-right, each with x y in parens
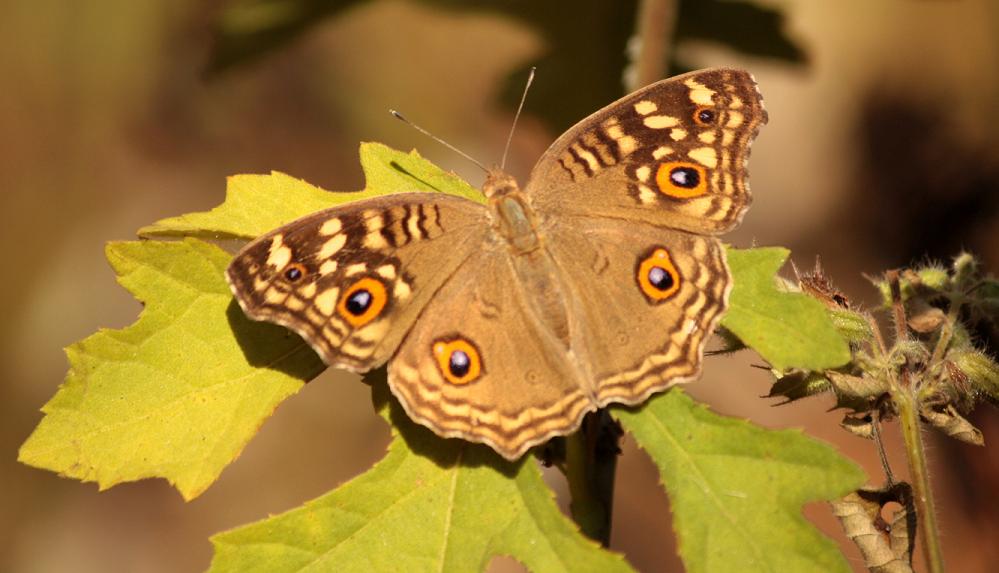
top-left (3, 1), bottom-right (998, 571)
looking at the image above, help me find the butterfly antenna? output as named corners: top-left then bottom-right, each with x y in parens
top-left (389, 110), bottom-right (488, 173)
top-left (501, 66), bottom-right (536, 170)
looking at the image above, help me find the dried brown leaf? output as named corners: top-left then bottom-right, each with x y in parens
top-left (906, 302), bottom-right (945, 333)
top-left (920, 404), bottom-right (984, 445)
top-left (831, 484), bottom-right (915, 573)
top-left (840, 414), bottom-right (874, 440)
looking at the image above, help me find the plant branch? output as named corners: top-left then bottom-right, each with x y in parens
top-left (895, 387), bottom-right (945, 573)
top-left (887, 270), bottom-right (909, 350)
top-left (565, 411), bottom-right (620, 546)
top-left (870, 409), bottom-right (895, 486)
top-left (886, 271), bottom-right (946, 573)
top-left (629, 0), bottom-right (678, 90)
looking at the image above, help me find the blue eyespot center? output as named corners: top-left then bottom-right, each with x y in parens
top-left (449, 350), bottom-right (471, 377)
top-left (648, 266), bottom-right (674, 291)
top-left (346, 290), bottom-right (372, 315)
top-left (284, 266), bottom-right (303, 281)
top-left (670, 167), bottom-right (700, 189)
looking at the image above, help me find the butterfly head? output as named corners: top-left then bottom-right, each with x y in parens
top-left (482, 168), bottom-right (520, 200)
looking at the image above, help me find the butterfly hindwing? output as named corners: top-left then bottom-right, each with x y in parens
top-left (547, 216), bottom-right (730, 405)
top-left (226, 193), bottom-right (488, 372)
top-left (387, 245), bottom-right (594, 460)
top-left (526, 68), bottom-right (767, 234)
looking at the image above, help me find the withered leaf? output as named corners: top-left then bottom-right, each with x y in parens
top-left (906, 300), bottom-right (946, 334)
top-left (840, 414), bottom-right (874, 440)
top-left (831, 484), bottom-right (915, 573)
top-left (920, 404), bottom-right (984, 446)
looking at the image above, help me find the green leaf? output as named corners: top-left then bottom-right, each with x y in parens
top-left (723, 247), bottom-right (851, 371)
top-left (356, 141), bottom-right (480, 202)
top-left (139, 143), bottom-right (479, 240)
top-left (18, 239), bottom-right (325, 500)
top-left (139, 171), bottom-right (351, 240)
top-left (209, 375), bottom-right (633, 573)
top-left (615, 390), bottom-right (865, 573)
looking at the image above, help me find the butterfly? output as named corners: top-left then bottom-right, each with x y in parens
top-left (226, 68), bottom-right (767, 460)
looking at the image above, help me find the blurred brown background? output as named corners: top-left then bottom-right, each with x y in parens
top-left (3, 1), bottom-right (998, 571)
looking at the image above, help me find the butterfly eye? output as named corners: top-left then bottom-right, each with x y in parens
top-left (283, 263), bottom-right (307, 282)
top-left (432, 338), bottom-right (483, 385)
top-left (337, 277), bottom-right (388, 327)
top-left (637, 248), bottom-right (681, 302)
top-left (655, 161), bottom-right (708, 199)
top-left (694, 106), bottom-right (716, 125)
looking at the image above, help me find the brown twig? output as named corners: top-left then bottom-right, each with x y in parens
top-left (629, 0), bottom-right (678, 90)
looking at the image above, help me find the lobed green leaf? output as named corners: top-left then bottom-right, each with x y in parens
top-left (723, 247), bottom-right (851, 371)
top-left (18, 239), bottom-right (325, 499)
top-left (139, 143), bottom-right (479, 240)
top-left (615, 390), bottom-right (865, 573)
top-left (209, 376), bottom-right (634, 573)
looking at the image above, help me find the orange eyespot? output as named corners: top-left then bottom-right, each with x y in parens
top-left (693, 106), bottom-right (716, 125)
top-left (655, 161), bottom-right (708, 199)
top-left (432, 338), bottom-right (483, 385)
top-left (283, 263), bottom-right (307, 282)
top-left (637, 248), bottom-right (681, 301)
top-left (337, 277), bottom-right (387, 327)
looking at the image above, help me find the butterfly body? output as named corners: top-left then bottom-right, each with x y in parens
top-left (227, 68), bottom-right (767, 459)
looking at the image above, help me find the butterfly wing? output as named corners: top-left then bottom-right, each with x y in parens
top-left (525, 68), bottom-right (766, 234)
top-left (547, 217), bottom-right (730, 405)
top-left (226, 193), bottom-right (489, 372)
top-left (387, 245), bottom-right (594, 460)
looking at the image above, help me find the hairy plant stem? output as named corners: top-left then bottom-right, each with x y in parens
top-left (895, 384), bottom-right (945, 573)
top-left (565, 411), bottom-right (619, 546)
top-left (886, 270), bottom-right (945, 573)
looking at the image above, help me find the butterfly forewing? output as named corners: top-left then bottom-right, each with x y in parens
top-left (525, 68), bottom-right (767, 234)
top-left (226, 193), bottom-right (488, 372)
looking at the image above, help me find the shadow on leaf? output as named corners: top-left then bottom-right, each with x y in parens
top-left (365, 368), bottom-right (524, 478)
top-left (226, 298), bottom-right (326, 382)
top-left (388, 160), bottom-right (446, 192)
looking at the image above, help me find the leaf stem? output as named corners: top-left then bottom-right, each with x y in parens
top-left (565, 411), bottom-right (620, 546)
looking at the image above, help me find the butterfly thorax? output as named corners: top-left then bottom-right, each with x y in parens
top-left (482, 168), bottom-right (578, 354)
top-left (484, 169), bottom-right (543, 255)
